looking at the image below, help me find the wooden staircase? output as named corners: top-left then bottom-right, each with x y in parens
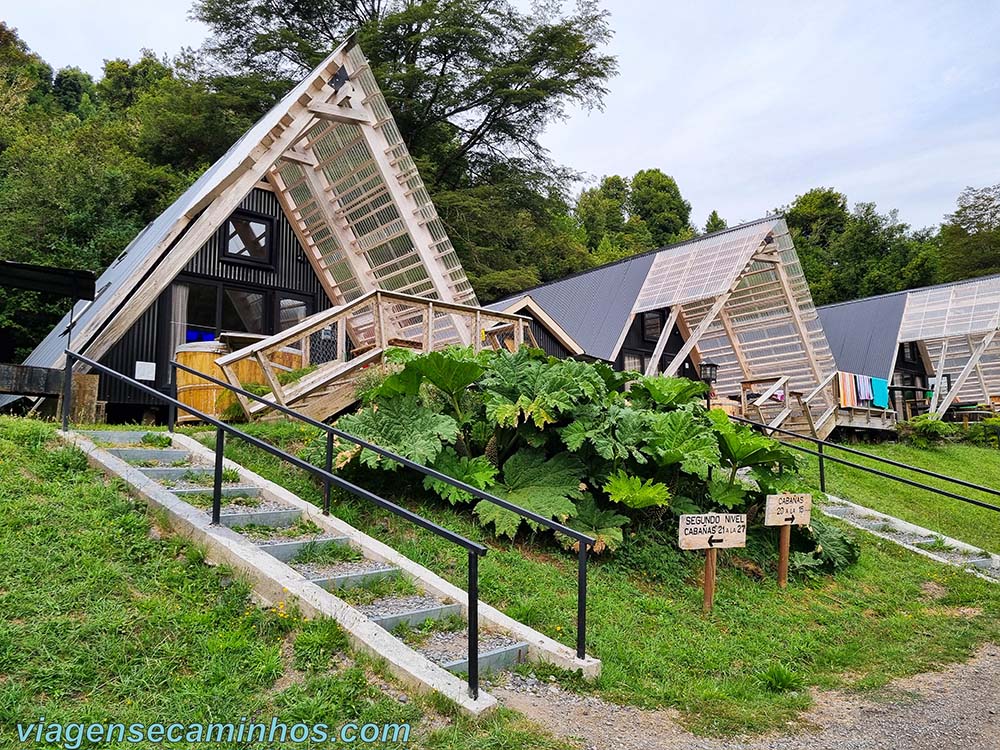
top-left (742, 371), bottom-right (895, 441)
top-left (214, 290), bottom-right (535, 422)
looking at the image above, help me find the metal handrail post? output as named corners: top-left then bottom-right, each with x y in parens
top-left (577, 543), bottom-right (589, 659)
top-left (467, 550), bottom-right (479, 699)
top-left (61, 356), bottom-right (72, 432)
top-left (212, 427), bottom-right (224, 525)
top-left (324, 431), bottom-right (333, 515)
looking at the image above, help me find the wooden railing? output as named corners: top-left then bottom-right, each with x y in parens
top-left (214, 290), bottom-right (536, 419)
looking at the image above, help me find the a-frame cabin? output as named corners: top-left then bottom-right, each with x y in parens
top-left (7, 35), bottom-right (516, 421)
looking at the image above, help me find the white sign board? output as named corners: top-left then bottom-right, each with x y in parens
top-left (764, 493), bottom-right (812, 526)
top-left (678, 513), bottom-right (747, 550)
top-left (134, 361), bottom-right (157, 381)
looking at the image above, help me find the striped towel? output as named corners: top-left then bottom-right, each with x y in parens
top-left (838, 372), bottom-right (858, 407)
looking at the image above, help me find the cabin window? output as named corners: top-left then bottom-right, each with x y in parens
top-left (278, 296), bottom-right (310, 332)
top-left (623, 352), bottom-right (645, 372)
top-left (223, 213), bottom-right (273, 265)
top-left (184, 282), bottom-right (219, 342)
top-left (221, 289), bottom-right (265, 334)
top-left (642, 311), bottom-right (663, 342)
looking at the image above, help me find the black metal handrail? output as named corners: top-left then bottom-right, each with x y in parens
top-left (61, 351), bottom-right (488, 698)
top-left (733, 415), bottom-right (1000, 513)
top-left (169, 358), bottom-right (595, 661)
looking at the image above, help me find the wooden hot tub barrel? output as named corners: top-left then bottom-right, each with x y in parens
top-left (175, 341), bottom-right (303, 422)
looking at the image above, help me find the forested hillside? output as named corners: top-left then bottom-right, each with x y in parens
top-left (1, 0), bottom-right (998, 361)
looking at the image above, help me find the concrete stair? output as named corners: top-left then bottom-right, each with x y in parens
top-left (75, 429), bottom-right (537, 682)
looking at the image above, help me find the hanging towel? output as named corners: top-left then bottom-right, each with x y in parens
top-left (838, 372), bottom-right (858, 407)
top-left (856, 375), bottom-right (874, 402)
top-left (871, 378), bottom-right (889, 409)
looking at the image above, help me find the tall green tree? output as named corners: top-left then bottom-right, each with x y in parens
top-left (939, 184), bottom-right (1000, 281)
top-left (704, 210), bottom-right (727, 234)
top-left (628, 168), bottom-right (692, 247)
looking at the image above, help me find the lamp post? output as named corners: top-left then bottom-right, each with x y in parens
top-left (700, 360), bottom-right (718, 411)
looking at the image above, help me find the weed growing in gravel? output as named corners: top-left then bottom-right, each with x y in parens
top-left (393, 614), bottom-right (466, 647)
top-left (140, 433), bottom-right (173, 448)
top-left (292, 541), bottom-right (362, 565)
top-left (339, 575), bottom-right (418, 606)
top-left (231, 518), bottom-right (324, 541)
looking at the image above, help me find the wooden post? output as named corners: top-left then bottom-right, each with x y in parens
top-left (703, 548), bottom-right (718, 613)
top-left (778, 525), bottom-right (791, 589)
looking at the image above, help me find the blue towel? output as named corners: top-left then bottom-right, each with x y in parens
top-left (871, 378), bottom-right (889, 409)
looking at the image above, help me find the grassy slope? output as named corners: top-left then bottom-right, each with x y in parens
top-left (0, 417), bottom-right (569, 750)
top-left (794, 440), bottom-right (1000, 554)
top-left (218, 422), bottom-right (1000, 737)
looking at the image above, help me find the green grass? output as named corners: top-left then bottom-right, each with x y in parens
top-left (794, 440), bottom-right (1000, 554)
top-left (0, 417), bottom-right (569, 750)
top-left (139, 432), bottom-right (173, 448)
top-left (292, 540), bottom-right (362, 565)
top-left (220, 420), bottom-right (1000, 737)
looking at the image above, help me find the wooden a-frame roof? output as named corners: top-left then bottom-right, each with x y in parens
top-left (14, 35), bottom-right (477, 381)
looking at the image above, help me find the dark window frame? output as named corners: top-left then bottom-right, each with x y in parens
top-left (641, 311), bottom-right (664, 343)
top-left (220, 209), bottom-right (276, 268)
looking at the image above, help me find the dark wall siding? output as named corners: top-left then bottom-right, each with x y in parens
top-left (528, 317), bottom-right (572, 359)
top-left (99, 300), bottom-right (160, 404)
top-left (98, 187), bottom-right (330, 406)
top-left (615, 309), bottom-right (697, 378)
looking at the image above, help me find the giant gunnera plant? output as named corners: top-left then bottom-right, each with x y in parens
top-left (305, 346), bottom-right (851, 568)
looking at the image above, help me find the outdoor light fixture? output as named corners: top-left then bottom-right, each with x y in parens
top-left (700, 360), bottom-right (718, 411)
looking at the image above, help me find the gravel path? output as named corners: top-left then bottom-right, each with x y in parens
top-left (418, 631), bottom-right (521, 665)
top-left (291, 558), bottom-right (395, 579)
top-left (357, 594), bottom-right (449, 620)
top-left (495, 644), bottom-right (1000, 750)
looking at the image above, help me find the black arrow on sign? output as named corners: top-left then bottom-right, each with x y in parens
top-left (784, 515), bottom-right (796, 524)
top-left (708, 535), bottom-right (723, 547)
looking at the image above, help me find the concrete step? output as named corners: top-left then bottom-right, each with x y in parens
top-left (257, 537), bottom-right (351, 563)
top-left (172, 485), bottom-right (262, 498)
top-left (136, 467), bottom-right (208, 481)
top-left (297, 560), bottom-right (399, 591)
top-left (414, 629), bottom-right (529, 675)
top-left (357, 594), bottom-right (463, 632)
top-left (108, 448), bottom-right (191, 465)
top-left (79, 430), bottom-right (168, 445)
top-left (217, 508), bottom-right (302, 528)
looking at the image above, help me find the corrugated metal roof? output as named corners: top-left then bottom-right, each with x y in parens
top-left (817, 272), bottom-right (1000, 380)
top-left (489, 253), bottom-right (655, 361)
top-left (488, 216), bottom-right (781, 361)
top-left (818, 293), bottom-right (907, 379)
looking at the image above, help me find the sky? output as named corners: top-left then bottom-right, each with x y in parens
top-left (4, 1), bottom-right (1000, 230)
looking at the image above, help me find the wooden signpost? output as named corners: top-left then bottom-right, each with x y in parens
top-left (764, 493), bottom-right (812, 589)
top-left (678, 513), bottom-right (747, 612)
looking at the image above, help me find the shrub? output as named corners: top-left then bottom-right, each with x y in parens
top-left (896, 414), bottom-right (959, 447)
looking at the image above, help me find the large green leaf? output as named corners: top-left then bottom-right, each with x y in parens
top-left (423, 449), bottom-right (498, 505)
top-left (411, 350), bottom-right (485, 399)
top-left (566, 495), bottom-right (629, 553)
top-left (632, 376), bottom-right (708, 408)
top-left (715, 428), bottom-right (795, 470)
top-left (335, 396), bottom-right (458, 468)
top-left (560, 401), bottom-right (649, 463)
top-left (645, 410), bottom-right (720, 477)
top-left (474, 450), bottom-right (583, 538)
top-left (603, 470), bottom-right (671, 509)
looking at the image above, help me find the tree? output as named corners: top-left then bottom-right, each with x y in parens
top-left (97, 52), bottom-right (173, 111)
top-left (627, 169), bottom-right (692, 247)
top-left (939, 184), bottom-right (1000, 281)
top-left (52, 67), bottom-right (97, 115)
top-left (704, 210), bottom-right (727, 234)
